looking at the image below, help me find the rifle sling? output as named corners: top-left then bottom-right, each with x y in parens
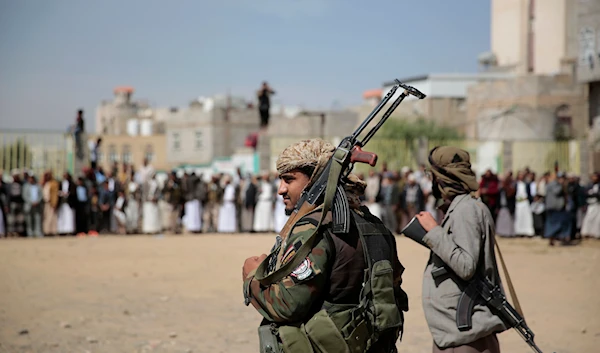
top-left (493, 238), bottom-right (524, 318)
top-left (473, 199), bottom-right (525, 318)
top-left (255, 149), bottom-right (345, 286)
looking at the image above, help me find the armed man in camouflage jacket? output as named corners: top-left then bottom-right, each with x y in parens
top-left (242, 138), bottom-right (409, 353)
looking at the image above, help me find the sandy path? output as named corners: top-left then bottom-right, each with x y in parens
top-left (0, 235), bottom-right (598, 353)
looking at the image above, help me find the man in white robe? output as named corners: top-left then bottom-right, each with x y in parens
top-left (142, 173), bottom-right (161, 234)
top-left (218, 175), bottom-right (237, 233)
top-left (57, 173), bottom-right (76, 235)
top-left (136, 158), bottom-right (155, 190)
top-left (183, 173), bottom-right (204, 233)
top-left (514, 171), bottom-right (535, 236)
top-left (581, 172), bottom-right (600, 238)
top-left (253, 173), bottom-right (274, 232)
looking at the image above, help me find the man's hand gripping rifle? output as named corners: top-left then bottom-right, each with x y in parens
top-left (253, 79), bottom-right (425, 286)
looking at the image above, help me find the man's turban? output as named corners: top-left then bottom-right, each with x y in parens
top-left (276, 139), bottom-right (335, 178)
top-left (428, 146), bottom-right (479, 198)
top-left (276, 139), bottom-right (366, 205)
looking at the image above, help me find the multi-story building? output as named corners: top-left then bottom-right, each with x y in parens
top-left (164, 100), bottom-right (260, 166)
top-left (576, 0), bottom-right (600, 170)
top-left (466, 0), bottom-right (588, 142)
top-left (95, 86), bottom-right (162, 136)
top-left (489, 0), bottom-right (578, 75)
top-left (349, 0), bottom-right (590, 176)
top-left (92, 86), bottom-right (169, 171)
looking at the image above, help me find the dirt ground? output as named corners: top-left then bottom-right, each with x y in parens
top-left (0, 234), bottom-right (598, 353)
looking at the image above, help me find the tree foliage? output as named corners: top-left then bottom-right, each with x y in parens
top-left (353, 117), bottom-right (463, 172)
top-left (375, 117), bottom-right (462, 141)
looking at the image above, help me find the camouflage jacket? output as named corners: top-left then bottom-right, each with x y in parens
top-left (243, 207), bottom-right (333, 323)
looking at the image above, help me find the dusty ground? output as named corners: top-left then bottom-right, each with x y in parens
top-left (0, 234), bottom-right (598, 353)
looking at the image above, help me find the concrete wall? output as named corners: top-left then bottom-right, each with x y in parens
top-left (91, 134), bottom-right (169, 172)
top-left (576, 0), bottom-right (600, 83)
top-left (267, 115), bottom-right (323, 137)
top-left (167, 123), bottom-right (215, 165)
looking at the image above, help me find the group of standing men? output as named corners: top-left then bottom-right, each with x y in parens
top-left (242, 138), bottom-right (519, 353)
top-left (144, 170), bottom-right (291, 235)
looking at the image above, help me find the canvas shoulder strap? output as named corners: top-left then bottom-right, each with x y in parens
top-left (255, 151), bottom-right (344, 286)
top-left (473, 199), bottom-right (524, 318)
top-left (493, 239), bottom-right (524, 317)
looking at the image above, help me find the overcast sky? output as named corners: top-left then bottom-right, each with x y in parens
top-left (0, 0), bottom-right (490, 131)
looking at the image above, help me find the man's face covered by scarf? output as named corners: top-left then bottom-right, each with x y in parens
top-left (431, 174), bottom-right (443, 200)
top-left (428, 146), bottom-right (479, 201)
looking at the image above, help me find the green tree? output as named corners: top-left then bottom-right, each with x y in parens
top-left (375, 117), bottom-right (462, 141)
top-left (358, 117), bottom-right (462, 171)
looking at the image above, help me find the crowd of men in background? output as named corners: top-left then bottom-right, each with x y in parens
top-left (0, 160), bottom-right (599, 244)
top-left (0, 159), bottom-right (289, 238)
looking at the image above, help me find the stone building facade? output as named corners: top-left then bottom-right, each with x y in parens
top-left (576, 0), bottom-right (600, 171)
top-left (465, 74), bottom-right (587, 141)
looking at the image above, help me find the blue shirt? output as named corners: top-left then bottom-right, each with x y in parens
top-left (95, 172), bottom-right (106, 184)
top-left (76, 186), bottom-right (88, 202)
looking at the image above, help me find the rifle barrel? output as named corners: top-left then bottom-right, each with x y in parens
top-left (361, 90), bottom-right (409, 145)
top-left (351, 83), bottom-right (400, 142)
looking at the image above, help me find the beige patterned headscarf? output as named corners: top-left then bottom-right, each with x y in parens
top-left (276, 139), bottom-right (366, 209)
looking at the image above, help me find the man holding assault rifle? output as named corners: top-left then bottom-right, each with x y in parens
top-left (241, 79), bottom-right (544, 353)
top-left (406, 146), bottom-right (544, 353)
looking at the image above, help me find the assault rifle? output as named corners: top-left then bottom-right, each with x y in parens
top-left (279, 79), bottom-right (427, 238)
top-left (254, 79), bottom-right (425, 285)
top-left (455, 272), bottom-right (544, 353)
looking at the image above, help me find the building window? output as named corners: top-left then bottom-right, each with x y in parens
top-left (173, 132), bottom-right (180, 150)
top-left (456, 98), bottom-right (466, 112)
top-left (108, 145), bottom-right (119, 163)
top-left (122, 145), bottom-right (132, 163)
top-left (145, 144), bottom-right (154, 162)
top-left (195, 131), bottom-right (203, 150)
top-left (554, 104), bottom-right (572, 140)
